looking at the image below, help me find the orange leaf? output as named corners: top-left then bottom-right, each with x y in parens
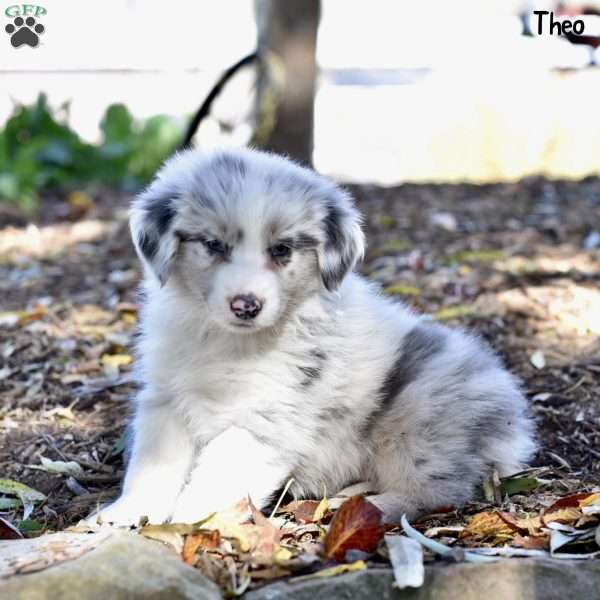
top-left (460, 512), bottom-right (516, 540)
top-left (578, 493), bottom-right (600, 509)
top-left (513, 534), bottom-right (549, 550)
top-left (545, 492), bottom-right (591, 511)
top-left (497, 512), bottom-right (543, 535)
top-left (542, 506), bottom-right (582, 526)
top-left (247, 497), bottom-right (283, 557)
top-left (181, 530), bottom-right (221, 565)
top-left (324, 495), bottom-right (384, 562)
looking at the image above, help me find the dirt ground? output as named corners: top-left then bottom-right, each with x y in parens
top-left (0, 176), bottom-right (599, 532)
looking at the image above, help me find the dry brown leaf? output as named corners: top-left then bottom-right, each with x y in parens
top-left (460, 512), bottom-right (516, 541)
top-left (541, 492), bottom-right (594, 526)
top-left (248, 497), bottom-right (283, 557)
top-left (542, 506), bottom-right (582, 526)
top-left (513, 534), bottom-right (549, 550)
top-left (578, 493), bottom-right (600, 509)
top-left (291, 500), bottom-right (320, 523)
top-left (324, 495), bottom-right (384, 562)
top-left (286, 499), bottom-right (329, 524)
top-left (0, 516), bottom-right (23, 540)
top-left (497, 512), bottom-right (543, 535)
top-left (0, 305), bottom-right (47, 328)
top-left (181, 529), bottom-right (221, 565)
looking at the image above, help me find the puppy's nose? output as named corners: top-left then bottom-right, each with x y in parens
top-left (230, 294), bottom-right (263, 320)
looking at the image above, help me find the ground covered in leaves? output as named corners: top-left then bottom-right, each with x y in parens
top-left (0, 177), bottom-right (599, 593)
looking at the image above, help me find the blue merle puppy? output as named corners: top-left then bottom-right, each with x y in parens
top-left (97, 147), bottom-right (535, 525)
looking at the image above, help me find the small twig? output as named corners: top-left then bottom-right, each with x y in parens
top-left (75, 473), bottom-right (123, 484)
top-left (269, 477), bottom-right (295, 519)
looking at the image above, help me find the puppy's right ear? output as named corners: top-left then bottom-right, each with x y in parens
top-left (129, 188), bottom-right (179, 286)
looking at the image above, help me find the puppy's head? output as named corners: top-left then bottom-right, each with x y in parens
top-left (130, 148), bottom-right (364, 333)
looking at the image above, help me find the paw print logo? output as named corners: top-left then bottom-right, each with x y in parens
top-left (5, 16), bottom-right (45, 48)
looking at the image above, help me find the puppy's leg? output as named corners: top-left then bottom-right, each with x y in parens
top-left (97, 394), bottom-right (194, 525)
top-left (171, 426), bottom-right (289, 523)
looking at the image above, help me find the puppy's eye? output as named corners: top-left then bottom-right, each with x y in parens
top-left (204, 239), bottom-right (227, 255)
top-left (269, 243), bottom-right (292, 260)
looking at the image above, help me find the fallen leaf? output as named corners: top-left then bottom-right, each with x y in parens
top-left (288, 498), bottom-right (329, 524)
top-left (460, 512), bottom-right (516, 542)
top-left (101, 353), bottom-right (133, 377)
top-left (435, 305), bottom-right (476, 321)
top-left (29, 456), bottom-right (83, 477)
top-left (140, 524), bottom-right (187, 553)
top-left (0, 305), bottom-right (47, 328)
top-left (384, 284), bottom-right (421, 297)
top-left (497, 513), bottom-right (543, 536)
top-left (291, 560), bottom-right (366, 582)
top-left (17, 519), bottom-right (44, 534)
top-left (513, 534), bottom-right (549, 550)
top-left (324, 495), bottom-right (384, 562)
top-left (182, 529), bottom-right (221, 565)
top-left (500, 476), bottom-right (541, 496)
top-left (0, 479), bottom-right (46, 520)
top-left (248, 497), bottom-right (283, 556)
top-left (67, 191), bottom-right (94, 211)
top-left (530, 350), bottom-right (546, 370)
top-left (579, 493), bottom-right (600, 515)
top-left (0, 516), bottom-right (23, 540)
top-left (378, 215), bottom-right (396, 228)
top-left (385, 534), bottom-right (424, 589)
top-left (272, 546), bottom-right (293, 563)
top-left (401, 515), bottom-right (498, 563)
top-left (542, 507), bottom-right (582, 527)
top-left (542, 493), bottom-right (592, 526)
top-left (0, 497), bottom-right (22, 510)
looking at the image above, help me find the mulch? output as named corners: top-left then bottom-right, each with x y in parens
top-left (0, 176), bottom-right (598, 533)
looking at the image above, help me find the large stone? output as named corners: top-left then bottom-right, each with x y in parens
top-left (3, 533), bottom-right (600, 600)
top-left (0, 531), bottom-right (221, 600)
top-left (246, 560), bottom-right (600, 600)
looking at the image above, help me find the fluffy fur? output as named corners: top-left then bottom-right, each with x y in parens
top-left (98, 147), bottom-right (535, 525)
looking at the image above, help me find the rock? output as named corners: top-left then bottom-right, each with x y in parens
top-left (246, 560), bottom-right (600, 600)
top-left (0, 531), bottom-right (220, 600)
top-left (3, 532), bottom-right (600, 600)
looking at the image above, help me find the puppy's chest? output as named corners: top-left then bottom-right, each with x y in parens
top-left (166, 344), bottom-right (324, 421)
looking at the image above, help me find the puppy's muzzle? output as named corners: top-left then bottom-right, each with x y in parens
top-left (230, 294), bottom-right (263, 320)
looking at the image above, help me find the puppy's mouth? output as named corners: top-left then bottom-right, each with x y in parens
top-left (232, 321), bottom-right (254, 329)
top-left (221, 319), bottom-right (261, 334)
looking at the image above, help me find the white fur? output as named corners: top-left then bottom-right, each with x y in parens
top-left (97, 148), bottom-right (535, 525)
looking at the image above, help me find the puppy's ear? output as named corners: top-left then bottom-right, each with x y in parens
top-left (129, 187), bottom-right (179, 286)
top-left (317, 186), bottom-right (365, 291)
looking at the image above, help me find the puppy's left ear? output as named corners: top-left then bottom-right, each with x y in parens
top-left (129, 187), bottom-right (179, 286)
top-left (317, 186), bottom-right (365, 291)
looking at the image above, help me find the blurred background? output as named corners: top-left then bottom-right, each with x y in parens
top-left (1, 0), bottom-right (600, 532)
top-left (2, 0), bottom-right (600, 213)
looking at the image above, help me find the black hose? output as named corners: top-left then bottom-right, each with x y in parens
top-left (178, 52), bottom-right (260, 151)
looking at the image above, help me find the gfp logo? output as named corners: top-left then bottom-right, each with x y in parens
top-left (4, 4), bottom-right (46, 48)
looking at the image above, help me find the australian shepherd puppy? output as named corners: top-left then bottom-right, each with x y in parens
top-left (98, 148), bottom-right (535, 525)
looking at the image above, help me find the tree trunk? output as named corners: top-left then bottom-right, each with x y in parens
top-left (254, 0), bottom-right (320, 166)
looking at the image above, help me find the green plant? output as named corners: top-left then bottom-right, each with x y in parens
top-left (0, 94), bottom-right (182, 211)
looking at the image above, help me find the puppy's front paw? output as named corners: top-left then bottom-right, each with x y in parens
top-left (170, 498), bottom-right (215, 524)
top-left (88, 498), bottom-right (170, 527)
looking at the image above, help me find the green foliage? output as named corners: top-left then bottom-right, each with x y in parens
top-left (0, 94), bottom-right (182, 210)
